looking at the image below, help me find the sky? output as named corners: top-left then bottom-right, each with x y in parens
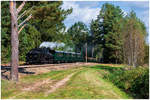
top-left (61, 1), bottom-right (149, 43)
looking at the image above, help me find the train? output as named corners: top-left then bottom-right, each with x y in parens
top-left (26, 47), bottom-right (85, 64)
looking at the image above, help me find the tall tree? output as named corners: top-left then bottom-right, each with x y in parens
top-left (123, 11), bottom-right (147, 67)
top-left (10, 1), bottom-right (32, 81)
top-left (67, 21), bottom-right (89, 53)
top-left (29, 1), bottom-right (72, 42)
top-left (90, 19), bottom-right (102, 59)
top-left (92, 3), bottom-right (124, 63)
top-left (10, 1), bottom-right (19, 81)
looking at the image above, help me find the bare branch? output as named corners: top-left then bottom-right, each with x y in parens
top-left (17, 10), bottom-right (27, 20)
top-left (18, 24), bottom-right (27, 34)
top-left (26, 6), bottom-right (34, 14)
top-left (17, 1), bottom-right (26, 13)
top-left (17, 6), bottom-right (34, 21)
top-left (18, 14), bottom-right (32, 27)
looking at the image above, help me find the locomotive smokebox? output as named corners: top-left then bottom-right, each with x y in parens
top-left (26, 47), bottom-right (54, 64)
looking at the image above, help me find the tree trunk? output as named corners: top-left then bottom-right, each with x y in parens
top-left (85, 43), bottom-right (87, 63)
top-left (92, 46), bottom-right (94, 57)
top-left (115, 51), bottom-right (118, 64)
top-left (10, 1), bottom-right (19, 81)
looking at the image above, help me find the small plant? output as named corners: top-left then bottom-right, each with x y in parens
top-left (103, 66), bottom-right (149, 99)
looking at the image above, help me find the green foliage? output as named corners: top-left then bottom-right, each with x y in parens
top-left (1, 1), bottom-right (11, 63)
top-left (29, 1), bottom-right (72, 42)
top-left (90, 20), bottom-right (102, 59)
top-left (2, 1), bottom-right (148, 65)
top-left (104, 67), bottom-right (149, 98)
top-left (67, 21), bottom-right (89, 52)
top-left (90, 3), bottom-right (147, 65)
top-left (1, 1), bottom-right (72, 62)
top-left (19, 25), bottom-right (41, 61)
top-left (90, 3), bottom-right (124, 63)
top-left (130, 68), bottom-right (149, 98)
top-left (123, 11), bottom-right (147, 66)
top-left (144, 44), bottom-right (149, 64)
top-left (100, 3), bottom-right (124, 63)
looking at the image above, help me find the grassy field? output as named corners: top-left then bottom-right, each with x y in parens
top-left (2, 64), bottom-right (135, 99)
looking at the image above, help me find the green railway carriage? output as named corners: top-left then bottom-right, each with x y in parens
top-left (26, 48), bottom-right (85, 64)
top-left (53, 51), bottom-right (84, 63)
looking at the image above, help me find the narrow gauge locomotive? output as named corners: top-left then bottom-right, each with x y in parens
top-left (26, 47), bottom-right (84, 64)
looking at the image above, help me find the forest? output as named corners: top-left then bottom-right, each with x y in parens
top-left (2, 1), bottom-right (148, 67)
top-left (1, 1), bottom-right (149, 99)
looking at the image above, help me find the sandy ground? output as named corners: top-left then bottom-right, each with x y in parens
top-left (1, 62), bottom-right (99, 79)
top-left (45, 72), bottom-right (75, 96)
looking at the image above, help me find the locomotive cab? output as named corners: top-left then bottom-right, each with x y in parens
top-left (26, 47), bottom-right (54, 64)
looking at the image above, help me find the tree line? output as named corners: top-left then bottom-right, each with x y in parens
top-left (2, 2), bottom-right (148, 68)
top-left (67, 3), bottom-right (148, 67)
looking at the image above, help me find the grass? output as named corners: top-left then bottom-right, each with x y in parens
top-left (89, 65), bottom-right (149, 99)
top-left (46, 67), bottom-right (131, 99)
top-left (2, 64), bottom-right (134, 99)
top-left (2, 67), bottom-right (83, 99)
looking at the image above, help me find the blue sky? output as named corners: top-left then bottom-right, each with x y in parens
top-left (62, 1), bottom-right (149, 43)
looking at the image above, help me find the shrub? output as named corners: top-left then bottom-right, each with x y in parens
top-left (130, 68), bottom-right (149, 98)
top-left (103, 67), bottom-right (149, 99)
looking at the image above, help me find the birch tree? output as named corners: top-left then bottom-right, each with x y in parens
top-left (123, 11), bottom-right (146, 67)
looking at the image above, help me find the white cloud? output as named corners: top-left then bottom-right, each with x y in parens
top-left (122, 9), bottom-right (128, 16)
top-left (62, 1), bottom-right (100, 28)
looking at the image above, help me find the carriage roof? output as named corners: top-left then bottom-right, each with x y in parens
top-left (55, 51), bottom-right (81, 55)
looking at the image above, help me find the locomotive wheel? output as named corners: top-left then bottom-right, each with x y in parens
top-left (48, 60), bottom-right (53, 64)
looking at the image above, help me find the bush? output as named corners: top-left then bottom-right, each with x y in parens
top-left (130, 68), bottom-right (149, 98)
top-left (104, 67), bottom-right (149, 99)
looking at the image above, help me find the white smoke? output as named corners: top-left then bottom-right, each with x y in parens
top-left (39, 42), bottom-right (65, 50)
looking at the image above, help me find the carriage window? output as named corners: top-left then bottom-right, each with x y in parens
top-left (78, 54), bottom-right (81, 57)
top-left (73, 54), bottom-right (75, 57)
top-left (59, 53), bottom-right (63, 57)
top-left (70, 53), bottom-right (72, 57)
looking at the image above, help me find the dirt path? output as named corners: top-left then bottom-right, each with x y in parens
top-left (22, 79), bottom-right (53, 91)
top-left (45, 73), bottom-right (75, 96)
top-left (10, 72), bottom-right (76, 99)
top-left (10, 78), bottom-right (53, 99)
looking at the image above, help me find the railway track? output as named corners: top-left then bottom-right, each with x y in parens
top-left (19, 63), bottom-right (82, 68)
top-left (2, 62), bottom-right (87, 69)
top-left (1, 62), bottom-right (99, 80)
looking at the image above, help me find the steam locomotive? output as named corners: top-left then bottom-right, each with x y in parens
top-left (26, 47), bottom-right (85, 64)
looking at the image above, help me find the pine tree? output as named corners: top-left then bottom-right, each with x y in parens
top-left (67, 22), bottom-right (89, 53)
top-left (28, 1), bottom-right (72, 42)
top-left (90, 19), bottom-right (102, 59)
top-left (94, 3), bottom-right (124, 63)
